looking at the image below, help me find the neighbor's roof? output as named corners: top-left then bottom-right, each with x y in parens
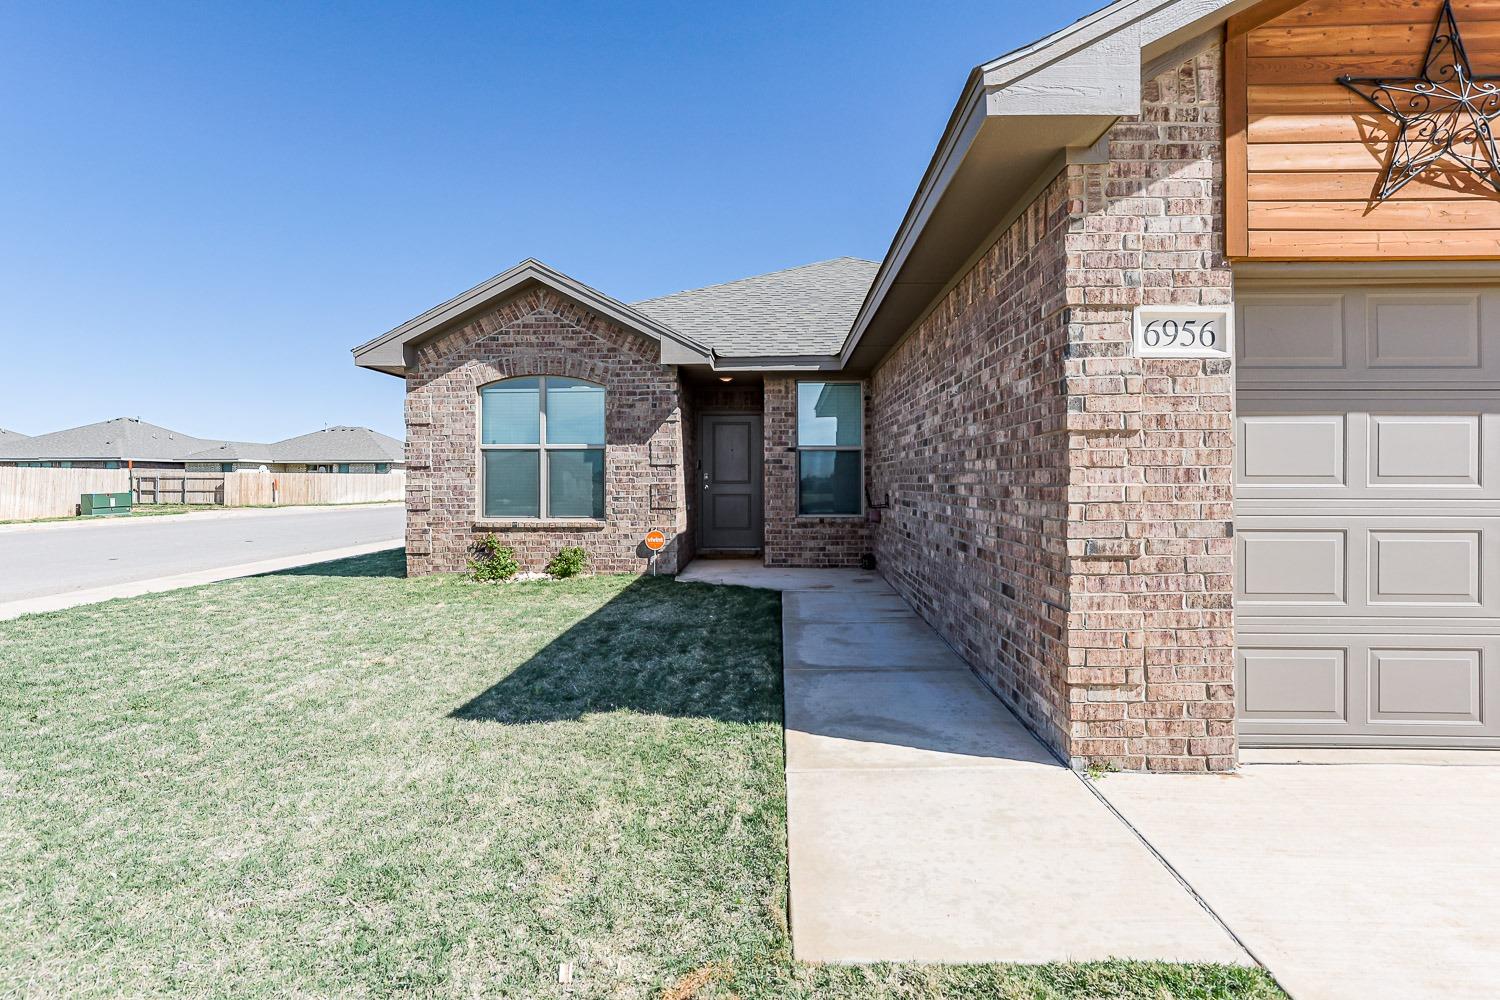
top-left (0, 417), bottom-right (223, 462)
top-left (181, 426), bottom-right (404, 465)
top-left (178, 440), bottom-right (277, 465)
top-left (0, 428), bottom-right (28, 441)
top-left (632, 257), bottom-right (879, 357)
top-left (267, 426), bottom-right (405, 464)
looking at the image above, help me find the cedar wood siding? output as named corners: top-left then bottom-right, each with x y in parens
top-left (1228, 0), bottom-right (1500, 258)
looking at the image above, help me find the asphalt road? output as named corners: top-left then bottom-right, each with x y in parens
top-left (0, 505), bottom-right (405, 604)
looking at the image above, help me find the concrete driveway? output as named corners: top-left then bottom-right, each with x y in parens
top-left (1099, 752), bottom-right (1500, 1000)
top-left (0, 504), bottom-right (404, 618)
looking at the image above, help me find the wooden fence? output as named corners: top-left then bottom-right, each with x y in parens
top-left (224, 471), bottom-right (406, 507)
top-left (0, 467), bottom-right (405, 522)
top-left (132, 473), bottom-right (226, 505)
top-left (0, 467), bottom-right (131, 521)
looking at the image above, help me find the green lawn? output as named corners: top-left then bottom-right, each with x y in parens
top-left (0, 552), bottom-right (1283, 999)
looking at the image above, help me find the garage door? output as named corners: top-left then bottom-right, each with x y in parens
top-left (1235, 283), bottom-right (1500, 746)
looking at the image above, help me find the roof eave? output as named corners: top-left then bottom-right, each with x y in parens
top-left (837, 0), bottom-right (1257, 373)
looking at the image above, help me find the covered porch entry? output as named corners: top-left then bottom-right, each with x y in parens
top-left (686, 376), bottom-right (765, 557)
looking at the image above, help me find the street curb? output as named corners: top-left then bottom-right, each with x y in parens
top-left (0, 540), bottom-right (403, 621)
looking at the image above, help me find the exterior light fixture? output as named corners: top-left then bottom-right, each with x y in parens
top-left (718, 376), bottom-right (733, 382)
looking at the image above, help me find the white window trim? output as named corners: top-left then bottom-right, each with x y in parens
top-left (795, 380), bottom-right (865, 518)
top-left (479, 376), bottom-right (606, 520)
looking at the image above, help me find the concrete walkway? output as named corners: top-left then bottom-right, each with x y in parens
top-left (678, 560), bottom-right (1250, 966)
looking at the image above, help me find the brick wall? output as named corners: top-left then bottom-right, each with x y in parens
top-left (870, 44), bottom-right (1234, 771)
top-left (763, 375), bottom-right (872, 567)
top-left (869, 174), bottom-right (1075, 754)
top-left (403, 287), bottom-right (690, 576)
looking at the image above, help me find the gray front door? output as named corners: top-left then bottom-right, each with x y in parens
top-left (699, 413), bottom-right (763, 551)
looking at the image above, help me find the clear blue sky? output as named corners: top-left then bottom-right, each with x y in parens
top-left (1, 0), bottom-right (1095, 442)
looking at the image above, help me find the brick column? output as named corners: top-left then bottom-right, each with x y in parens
top-left (1060, 43), bottom-right (1236, 772)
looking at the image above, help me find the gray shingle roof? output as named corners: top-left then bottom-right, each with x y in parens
top-left (631, 257), bottom-right (879, 356)
top-left (0, 417), bottom-right (224, 462)
top-left (0, 428), bottom-right (28, 441)
top-left (266, 426), bottom-right (405, 465)
top-left (179, 441), bottom-right (278, 464)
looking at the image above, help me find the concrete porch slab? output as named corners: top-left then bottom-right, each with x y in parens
top-left (1098, 762), bottom-right (1500, 1000)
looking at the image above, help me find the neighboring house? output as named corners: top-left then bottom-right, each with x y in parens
top-left (181, 426), bottom-right (404, 474)
top-left (0, 428), bottom-right (30, 446)
top-left (354, 0), bottom-right (1500, 771)
top-left (0, 417), bottom-right (222, 469)
top-left (0, 418), bottom-right (404, 473)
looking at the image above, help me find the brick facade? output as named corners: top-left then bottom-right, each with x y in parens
top-left (763, 375), bottom-right (873, 568)
top-left (403, 287), bottom-right (690, 576)
top-left (870, 45), bottom-right (1234, 771)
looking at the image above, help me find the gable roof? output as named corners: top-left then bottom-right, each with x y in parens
top-left (632, 257), bottom-right (879, 358)
top-left (268, 426), bottom-right (405, 464)
top-left (352, 259), bottom-right (714, 377)
top-left (0, 428), bottom-right (28, 442)
top-left (0, 417), bottom-right (223, 462)
top-left (178, 440), bottom-right (277, 465)
top-left (180, 427), bottom-right (404, 465)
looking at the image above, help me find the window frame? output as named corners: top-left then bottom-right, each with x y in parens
top-left (794, 380), bottom-right (864, 518)
top-left (479, 375), bottom-right (606, 521)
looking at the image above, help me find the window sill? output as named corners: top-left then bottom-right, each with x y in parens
top-left (474, 518), bottom-right (606, 531)
top-left (795, 514), bottom-right (867, 521)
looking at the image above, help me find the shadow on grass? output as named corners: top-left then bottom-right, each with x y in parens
top-left (449, 576), bottom-right (783, 726)
top-left (266, 548), bottom-right (407, 579)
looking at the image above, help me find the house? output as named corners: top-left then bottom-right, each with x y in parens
top-left (0, 428), bottom-right (29, 445)
top-left (0, 417), bottom-right (223, 469)
top-left (0, 417), bottom-right (404, 473)
top-left (181, 426), bottom-right (404, 473)
top-left (354, 0), bottom-right (1500, 771)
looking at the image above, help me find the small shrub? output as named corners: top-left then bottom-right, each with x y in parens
top-left (469, 535), bottom-right (520, 582)
top-left (546, 546), bottom-right (589, 579)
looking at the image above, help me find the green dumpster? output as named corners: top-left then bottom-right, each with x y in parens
top-left (80, 492), bottom-right (132, 517)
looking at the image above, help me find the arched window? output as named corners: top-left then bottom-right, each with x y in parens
top-left (480, 377), bottom-right (605, 519)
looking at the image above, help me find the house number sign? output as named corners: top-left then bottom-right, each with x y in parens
top-left (1131, 305), bottom-right (1233, 359)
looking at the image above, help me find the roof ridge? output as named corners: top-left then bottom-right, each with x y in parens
top-left (632, 256), bottom-right (878, 306)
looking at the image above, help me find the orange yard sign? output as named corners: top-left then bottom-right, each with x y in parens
top-left (644, 529), bottom-right (667, 552)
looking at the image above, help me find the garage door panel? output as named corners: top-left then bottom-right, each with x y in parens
top-left (1237, 294), bottom-right (1346, 368)
top-left (1367, 294), bottom-right (1481, 369)
top-left (1237, 404), bottom-right (1500, 501)
top-left (1239, 415), bottom-right (1345, 485)
top-left (1368, 649), bottom-right (1482, 725)
top-left (1370, 415), bottom-right (1480, 485)
top-left (1369, 530), bottom-right (1481, 606)
top-left (1237, 634), bottom-right (1500, 743)
top-left (1239, 647), bottom-right (1347, 721)
top-left (1237, 516), bottom-right (1499, 618)
top-left (1239, 529), bottom-right (1346, 604)
top-left (1237, 287), bottom-right (1500, 387)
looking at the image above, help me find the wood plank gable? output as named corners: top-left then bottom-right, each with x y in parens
top-left (1227, 0), bottom-right (1500, 259)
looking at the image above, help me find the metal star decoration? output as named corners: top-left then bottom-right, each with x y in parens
top-left (1338, 0), bottom-right (1500, 201)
